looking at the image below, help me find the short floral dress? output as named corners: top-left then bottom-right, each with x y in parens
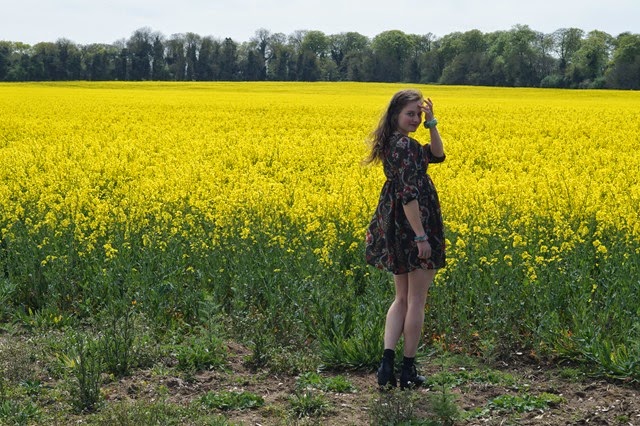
top-left (365, 132), bottom-right (446, 274)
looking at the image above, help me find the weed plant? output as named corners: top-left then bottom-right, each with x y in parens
top-left (64, 332), bottom-right (103, 413)
top-left (295, 372), bottom-right (357, 393)
top-left (97, 299), bottom-right (137, 377)
top-left (368, 389), bottom-right (418, 425)
top-left (0, 399), bottom-right (41, 425)
top-left (198, 390), bottom-right (265, 411)
top-left (288, 390), bottom-right (331, 419)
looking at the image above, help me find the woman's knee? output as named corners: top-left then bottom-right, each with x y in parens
top-left (406, 299), bottom-right (426, 316)
top-left (391, 296), bottom-right (408, 313)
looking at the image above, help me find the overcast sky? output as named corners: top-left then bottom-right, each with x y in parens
top-left (1, 0), bottom-right (638, 45)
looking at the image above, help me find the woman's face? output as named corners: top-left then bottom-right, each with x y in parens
top-left (396, 100), bottom-right (423, 135)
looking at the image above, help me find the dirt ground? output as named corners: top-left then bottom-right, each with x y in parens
top-left (102, 342), bottom-right (640, 425)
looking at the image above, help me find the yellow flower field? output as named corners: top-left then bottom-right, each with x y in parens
top-left (2, 82), bottom-right (638, 260)
top-left (1, 82), bottom-right (639, 378)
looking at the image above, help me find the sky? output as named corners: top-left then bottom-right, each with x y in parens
top-left (1, 0), bottom-right (638, 45)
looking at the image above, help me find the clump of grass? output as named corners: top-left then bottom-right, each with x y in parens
top-left (259, 345), bottom-right (321, 375)
top-left (296, 371), bottom-right (357, 393)
top-left (488, 392), bottom-right (564, 413)
top-left (0, 399), bottom-right (41, 425)
top-left (427, 367), bottom-right (517, 389)
top-left (289, 390), bottom-right (331, 419)
top-left (174, 327), bottom-right (228, 374)
top-left (466, 391), bottom-right (565, 419)
top-left (558, 366), bottom-right (586, 381)
top-left (368, 389), bottom-right (418, 425)
top-left (198, 390), bottom-right (265, 411)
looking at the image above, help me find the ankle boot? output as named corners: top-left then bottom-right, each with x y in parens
top-left (377, 351), bottom-right (397, 388)
top-left (400, 358), bottom-right (425, 389)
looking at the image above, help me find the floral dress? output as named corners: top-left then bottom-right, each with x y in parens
top-left (365, 132), bottom-right (446, 274)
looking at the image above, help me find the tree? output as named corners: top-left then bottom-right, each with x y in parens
top-left (328, 32), bottom-right (370, 80)
top-left (606, 32), bottom-right (640, 89)
top-left (502, 25), bottom-right (543, 86)
top-left (568, 30), bottom-right (613, 87)
top-left (0, 41), bottom-right (13, 80)
top-left (30, 42), bottom-right (61, 80)
top-left (151, 34), bottom-right (169, 80)
top-left (267, 33), bottom-right (291, 81)
top-left (185, 32), bottom-right (201, 80)
top-left (83, 43), bottom-right (118, 80)
top-left (127, 27), bottom-right (154, 80)
top-left (418, 49), bottom-right (442, 83)
top-left (197, 36), bottom-right (220, 80)
top-left (250, 28), bottom-right (270, 79)
top-left (345, 42), bottom-right (372, 81)
top-left (436, 32), bottom-right (463, 67)
top-left (405, 33), bottom-right (435, 82)
top-left (0, 42), bottom-right (32, 81)
top-left (9, 43), bottom-right (32, 81)
top-left (166, 34), bottom-right (186, 80)
top-left (532, 32), bottom-right (556, 84)
top-left (552, 27), bottom-right (584, 81)
top-left (239, 41), bottom-right (265, 81)
top-left (219, 37), bottom-right (238, 80)
top-left (482, 31), bottom-right (509, 86)
top-left (370, 30), bottom-right (414, 82)
top-left (56, 39), bottom-right (82, 79)
top-left (301, 30), bottom-right (329, 58)
top-left (112, 39), bottom-right (130, 80)
top-left (440, 30), bottom-right (489, 85)
top-left (295, 30), bottom-right (329, 81)
top-left (296, 50), bottom-right (319, 81)
top-left (252, 28), bottom-right (271, 60)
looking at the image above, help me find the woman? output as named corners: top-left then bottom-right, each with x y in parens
top-left (364, 89), bottom-right (446, 389)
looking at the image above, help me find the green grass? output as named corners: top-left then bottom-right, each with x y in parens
top-left (0, 398), bottom-right (41, 425)
top-left (198, 390), bottom-right (265, 411)
top-left (87, 399), bottom-right (231, 425)
top-left (288, 390), bottom-right (331, 419)
top-left (463, 391), bottom-right (565, 419)
top-left (296, 372), bottom-right (357, 393)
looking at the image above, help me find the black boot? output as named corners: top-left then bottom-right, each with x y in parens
top-left (400, 357), bottom-right (425, 390)
top-left (377, 349), bottom-right (397, 389)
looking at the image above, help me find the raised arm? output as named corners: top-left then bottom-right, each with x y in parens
top-left (422, 98), bottom-right (444, 158)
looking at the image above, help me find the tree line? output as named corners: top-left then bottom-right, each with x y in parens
top-left (1, 25), bottom-right (639, 89)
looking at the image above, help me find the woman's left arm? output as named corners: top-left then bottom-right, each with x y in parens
top-left (422, 98), bottom-right (444, 157)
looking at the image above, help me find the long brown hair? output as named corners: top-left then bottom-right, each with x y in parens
top-left (363, 89), bottom-right (423, 165)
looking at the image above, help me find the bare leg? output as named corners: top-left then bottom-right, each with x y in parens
top-left (402, 268), bottom-right (435, 357)
top-left (383, 274), bottom-right (408, 350)
top-left (379, 268), bottom-right (436, 388)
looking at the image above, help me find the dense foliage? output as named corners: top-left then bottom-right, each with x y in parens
top-left (1, 25), bottom-right (639, 88)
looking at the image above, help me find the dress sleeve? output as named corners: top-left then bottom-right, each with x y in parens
top-left (389, 136), bottom-right (420, 205)
top-left (424, 144), bottom-right (446, 163)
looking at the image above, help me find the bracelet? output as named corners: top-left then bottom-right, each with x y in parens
top-left (424, 118), bottom-right (438, 129)
top-left (414, 234), bottom-right (428, 242)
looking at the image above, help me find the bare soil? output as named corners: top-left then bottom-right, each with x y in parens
top-left (101, 342), bottom-right (640, 425)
